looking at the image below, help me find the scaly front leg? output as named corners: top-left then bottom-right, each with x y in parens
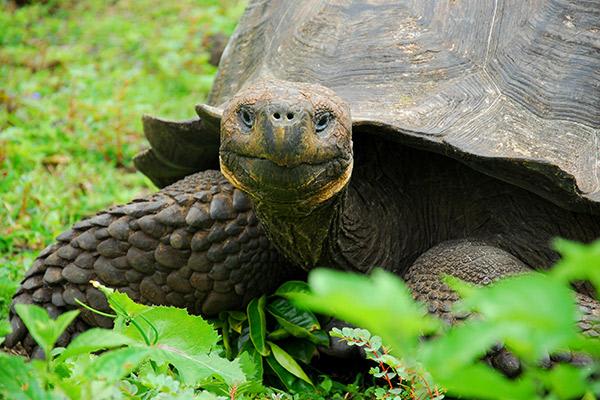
top-left (6, 170), bottom-right (300, 357)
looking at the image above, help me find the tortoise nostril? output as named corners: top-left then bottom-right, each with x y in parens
top-left (273, 112), bottom-right (281, 120)
top-left (286, 112), bottom-right (294, 120)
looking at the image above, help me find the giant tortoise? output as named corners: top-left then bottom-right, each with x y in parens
top-left (6, 0), bottom-right (600, 369)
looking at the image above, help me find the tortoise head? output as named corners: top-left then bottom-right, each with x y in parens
top-left (219, 80), bottom-right (353, 211)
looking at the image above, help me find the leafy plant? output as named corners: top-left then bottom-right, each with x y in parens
top-left (215, 281), bottom-right (330, 394)
top-left (0, 279), bottom-right (390, 399)
top-left (0, 281), bottom-right (257, 399)
top-left (330, 327), bottom-right (443, 400)
top-left (292, 239), bottom-right (600, 400)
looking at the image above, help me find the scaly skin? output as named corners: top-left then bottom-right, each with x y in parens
top-left (5, 170), bottom-right (300, 357)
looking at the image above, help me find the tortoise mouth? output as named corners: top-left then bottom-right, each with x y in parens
top-left (220, 150), bottom-right (352, 205)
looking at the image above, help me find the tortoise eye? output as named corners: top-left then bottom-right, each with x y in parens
top-left (315, 112), bottom-right (332, 134)
top-left (238, 108), bottom-right (254, 130)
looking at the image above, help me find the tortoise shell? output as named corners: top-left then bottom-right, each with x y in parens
top-left (136, 0), bottom-right (600, 213)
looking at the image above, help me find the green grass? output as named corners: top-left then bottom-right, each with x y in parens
top-left (0, 0), bottom-right (245, 317)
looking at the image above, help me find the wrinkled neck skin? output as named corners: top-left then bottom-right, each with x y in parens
top-left (252, 181), bottom-right (401, 273)
top-left (251, 193), bottom-right (344, 269)
top-left (323, 174), bottom-right (404, 273)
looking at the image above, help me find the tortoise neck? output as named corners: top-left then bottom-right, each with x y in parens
top-left (322, 177), bottom-right (405, 273)
top-left (252, 191), bottom-right (346, 270)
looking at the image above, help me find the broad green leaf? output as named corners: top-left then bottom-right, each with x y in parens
top-left (121, 306), bottom-right (220, 355)
top-left (267, 328), bottom-right (290, 341)
top-left (267, 298), bottom-right (326, 345)
top-left (237, 327), bottom-right (252, 354)
top-left (318, 375), bottom-right (333, 394)
top-left (15, 304), bottom-right (79, 358)
top-left (268, 341), bottom-right (313, 386)
top-left (274, 281), bottom-right (311, 297)
top-left (227, 310), bottom-right (247, 322)
top-left (0, 319), bottom-right (11, 345)
top-left (568, 335), bottom-right (600, 358)
top-left (195, 392), bottom-right (230, 400)
top-left (84, 346), bottom-right (150, 382)
top-left (92, 281), bottom-right (149, 330)
top-left (220, 317), bottom-right (235, 360)
top-left (265, 354), bottom-right (312, 393)
top-left (443, 275), bottom-right (477, 299)
top-left (455, 273), bottom-right (578, 361)
top-left (247, 295), bottom-right (269, 356)
top-left (229, 350), bottom-right (267, 396)
top-left (58, 328), bottom-right (137, 361)
top-left (52, 377), bottom-right (83, 400)
top-left (540, 364), bottom-right (589, 399)
top-left (440, 363), bottom-right (535, 400)
top-left (309, 330), bottom-right (329, 346)
top-left (149, 348), bottom-right (246, 387)
top-left (238, 348), bottom-right (263, 383)
top-left (53, 311), bottom-right (80, 345)
top-left (84, 287), bottom-right (241, 386)
top-left (552, 239), bottom-right (600, 291)
top-left (0, 353), bottom-right (50, 400)
top-left (419, 321), bottom-right (500, 372)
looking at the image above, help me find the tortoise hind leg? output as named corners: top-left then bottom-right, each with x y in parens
top-left (403, 240), bottom-right (531, 323)
top-left (403, 239), bottom-right (600, 376)
top-left (5, 170), bottom-right (300, 356)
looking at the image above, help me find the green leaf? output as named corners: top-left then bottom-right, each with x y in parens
top-left (309, 330), bottom-right (329, 347)
top-left (268, 341), bottom-right (313, 386)
top-left (116, 304), bottom-right (245, 385)
top-left (15, 304), bottom-right (79, 358)
top-left (121, 306), bottom-right (220, 355)
top-left (58, 328), bottom-right (137, 361)
top-left (265, 354), bottom-right (312, 393)
top-left (552, 238), bottom-right (600, 291)
top-left (456, 273), bottom-right (579, 361)
top-left (540, 364), bottom-right (589, 399)
top-left (149, 348), bottom-right (246, 387)
top-left (318, 375), bottom-right (333, 393)
top-left (267, 298), bottom-right (326, 345)
top-left (87, 285), bottom-right (247, 387)
top-left (247, 295), bottom-right (269, 356)
top-left (84, 346), bottom-right (150, 383)
top-left (92, 281), bottom-right (149, 330)
top-left (0, 353), bottom-right (50, 400)
top-left (227, 310), bottom-right (247, 321)
top-left (439, 364), bottom-right (535, 400)
top-left (274, 281), bottom-right (311, 297)
top-left (568, 335), bottom-right (600, 358)
top-left (0, 319), bottom-right (11, 345)
top-left (444, 275), bottom-right (477, 299)
top-left (238, 348), bottom-right (263, 383)
top-left (419, 321), bottom-right (500, 373)
top-left (267, 328), bottom-right (290, 341)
